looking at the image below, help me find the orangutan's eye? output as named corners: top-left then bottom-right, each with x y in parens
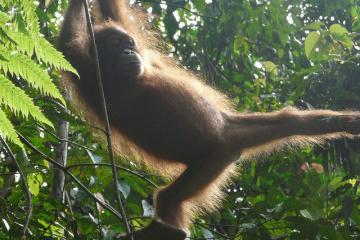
top-left (128, 38), bottom-right (135, 47)
top-left (110, 37), bottom-right (121, 46)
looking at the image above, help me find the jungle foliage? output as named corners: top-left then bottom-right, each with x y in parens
top-left (0, 0), bottom-right (360, 239)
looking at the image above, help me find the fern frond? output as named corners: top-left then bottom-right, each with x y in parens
top-left (0, 47), bottom-right (65, 105)
top-left (17, 0), bottom-right (40, 33)
top-left (5, 28), bottom-right (35, 56)
top-left (0, 74), bottom-right (54, 128)
top-left (4, 28), bottom-right (78, 76)
top-left (0, 108), bottom-right (24, 149)
top-left (34, 36), bottom-right (78, 75)
top-left (0, 12), bottom-right (10, 26)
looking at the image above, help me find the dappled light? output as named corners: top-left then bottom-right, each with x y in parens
top-left (0, 0), bottom-right (360, 239)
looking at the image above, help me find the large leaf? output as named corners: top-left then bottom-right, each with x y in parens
top-left (329, 24), bottom-right (353, 50)
top-left (0, 74), bottom-right (53, 128)
top-left (304, 31), bottom-right (320, 59)
top-left (35, 36), bottom-right (78, 75)
top-left (0, 48), bottom-right (65, 104)
top-left (5, 29), bottom-right (77, 75)
top-left (27, 173), bottom-right (43, 196)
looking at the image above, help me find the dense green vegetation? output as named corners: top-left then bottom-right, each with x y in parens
top-left (0, 0), bottom-right (360, 239)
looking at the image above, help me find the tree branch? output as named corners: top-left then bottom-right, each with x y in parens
top-left (36, 124), bottom-right (96, 152)
top-left (16, 131), bottom-right (124, 221)
top-left (35, 126), bottom-right (157, 188)
top-left (51, 119), bottom-right (69, 201)
top-left (66, 163), bottom-right (158, 188)
top-left (82, 0), bottom-right (132, 236)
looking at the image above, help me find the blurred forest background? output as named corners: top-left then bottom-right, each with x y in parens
top-left (1, 0), bottom-right (360, 239)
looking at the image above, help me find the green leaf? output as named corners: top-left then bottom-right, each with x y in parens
top-left (193, 0), bottom-right (206, 12)
top-left (0, 12), bottom-right (10, 25)
top-left (329, 176), bottom-right (345, 192)
top-left (0, 48), bottom-right (65, 104)
top-left (27, 173), bottom-right (43, 196)
top-left (299, 209), bottom-right (313, 219)
top-left (234, 35), bottom-right (249, 55)
top-left (255, 77), bottom-right (266, 86)
top-left (34, 36), bottom-right (78, 75)
top-left (5, 29), bottom-right (36, 56)
top-left (5, 29), bottom-right (77, 76)
top-left (18, 0), bottom-right (40, 33)
top-left (304, 31), bottom-right (320, 59)
top-left (329, 24), bottom-right (353, 50)
top-left (141, 200), bottom-right (155, 217)
top-left (239, 223), bottom-right (257, 231)
top-left (202, 228), bottom-right (214, 239)
top-left (329, 24), bottom-right (349, 37)
top-left (118, 180), bottom-right (131, 199)
top-left (0, 74), bottom-right (54, 128)
top-left (262, 61), bottom-right (278, 74)
top-left (304, 21), bottom-right (325, 30)
top-left (299, 207), bottom-right (323, 221)
top-left (0, 108), bottom-right (24, 148)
